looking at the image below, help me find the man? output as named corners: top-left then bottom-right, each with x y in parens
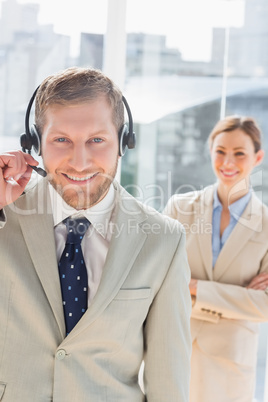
top-left (0, 67), bottom-right (191, 401)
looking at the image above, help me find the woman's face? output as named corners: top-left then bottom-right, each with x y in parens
top-left (210, 128), bottom-right (264, 189)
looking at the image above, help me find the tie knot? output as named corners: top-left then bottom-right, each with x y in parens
top-left (64, 217), bottom-right (90, 245)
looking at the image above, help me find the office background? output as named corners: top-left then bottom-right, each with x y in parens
top-left (0, 0), bottom-right (268, 400)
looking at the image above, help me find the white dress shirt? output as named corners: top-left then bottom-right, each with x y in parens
top-left (49, 183), bottom-right (116, 305)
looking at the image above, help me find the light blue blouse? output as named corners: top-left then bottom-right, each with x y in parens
top-left (212, 188), bottom-right (251, 267)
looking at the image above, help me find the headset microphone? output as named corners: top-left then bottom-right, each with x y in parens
top-left (28, 165), bottom-right (47, 177)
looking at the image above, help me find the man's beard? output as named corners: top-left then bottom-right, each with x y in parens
top-left (47, 160), bottom-right (118, 210)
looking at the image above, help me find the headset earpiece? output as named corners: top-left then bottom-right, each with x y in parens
top-left (118, 124), bottom-right (136, 157)
top-left (20, 132), bottom-right (31, 151)
top-left (119, 124), bottom-right (128, 157)
top-left (30, 124), bottom-right (41, 156)
top-left (21, 86), bottom-right (40, 154)
top-left (127, 128), bottom-right (136, 150)
top-left (20, 124), bottom-right (41, 156)
top-left (119, 96), bottom-right (136, 157)
top-left (20, 85), bottom-right (47, 177)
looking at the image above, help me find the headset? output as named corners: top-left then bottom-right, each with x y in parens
top-left (20, 86), bottom-right (136, 177)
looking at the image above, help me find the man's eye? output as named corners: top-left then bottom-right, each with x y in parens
top-left (56, 138), bottom-right (67, 142)
top-left (92, 138), bottom-right (103, 143)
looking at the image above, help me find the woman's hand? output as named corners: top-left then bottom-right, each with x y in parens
top-left (247, 272), bottom-right (268, 290)
top-left (189, 278), bottom-right (198, 296)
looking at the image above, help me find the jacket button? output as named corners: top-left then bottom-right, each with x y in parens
top-left (56, 349), bottom-right (66, 360)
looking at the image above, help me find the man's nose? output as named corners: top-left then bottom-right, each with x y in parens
top-left (69, 145), bottom-right (90, 172)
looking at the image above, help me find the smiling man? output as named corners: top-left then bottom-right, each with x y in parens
top-left (0, 67), bottom-right (191, 402)
top-left (42, 100), bottom-right (119, 209)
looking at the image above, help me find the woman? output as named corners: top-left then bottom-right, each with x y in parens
top-left (164, 115), bottom-right (268, 402)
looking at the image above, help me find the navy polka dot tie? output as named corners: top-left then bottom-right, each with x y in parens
top-left (58, 217), bottom-right (90, 335)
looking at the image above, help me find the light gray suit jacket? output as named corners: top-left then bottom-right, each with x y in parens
top-left (164, 184), bottom-right (268, 369)
top-left (0, 179), bottom-right (191, 402)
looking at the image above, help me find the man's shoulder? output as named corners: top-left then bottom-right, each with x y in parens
top-left (115, 183), bottom-right (185, 237)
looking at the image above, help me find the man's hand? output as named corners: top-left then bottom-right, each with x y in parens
top-left (0, 151), bottom-right (39, 209)
top-left (247, 272), bottom-right (268, 290)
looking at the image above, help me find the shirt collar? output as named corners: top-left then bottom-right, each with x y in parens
top-left (213, 187), bottom-right (222, 211)
top-left (213, 185), bottom-right (251, 219)
top-left (48, 182), bottom-right (116, 238)
top-left (229, 191), bottom-right (251, 220)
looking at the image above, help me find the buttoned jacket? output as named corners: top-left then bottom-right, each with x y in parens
top-left (0, 179), bottom-right (191, 402)
top-left (164, 184), bottom-right (268, 367)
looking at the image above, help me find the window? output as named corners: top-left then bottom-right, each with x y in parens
top-left (0, 1), bottom-right (267, 399)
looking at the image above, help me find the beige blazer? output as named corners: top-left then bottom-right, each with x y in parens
top-left (164, 185), bottom-right (268, 368)
top-left (0, 179), bottom-right (191, 402)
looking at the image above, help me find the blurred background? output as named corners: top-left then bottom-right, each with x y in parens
top-left (0, 0), bottom-right (268, 399)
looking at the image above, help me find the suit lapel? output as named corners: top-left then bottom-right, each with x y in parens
top-left (64, 184), bottom-right (148, 342)
top-left (195, 186), bottom-right (214, 280)
top-left (15, 179), bottom-right (65, 338)
top-left (213, 192), bottom-right (263, 281)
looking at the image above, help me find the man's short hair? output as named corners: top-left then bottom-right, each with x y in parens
top-left (35, 67), bottom-right (125, 134)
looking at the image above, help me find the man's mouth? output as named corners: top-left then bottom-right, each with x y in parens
top-left (63, 172), bottom-right (99, 182)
